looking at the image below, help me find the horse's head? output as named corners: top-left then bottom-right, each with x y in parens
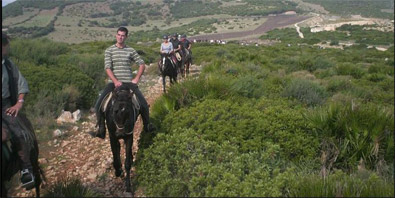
top-left (111, 85), bottom-right (135, 137)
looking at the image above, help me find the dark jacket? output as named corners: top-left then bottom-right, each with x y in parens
top-left (3, 58), bottom-right (29, 106)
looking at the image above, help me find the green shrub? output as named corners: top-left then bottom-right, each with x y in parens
top-left (161, 98), bottom-right (318, 159)
top-left (314, 68), bottom-right (337, 79)
top-left (306, 102), bottom-right (394, 171)
top-left (314, 57), bottom-right (335, 70)
top-left (282, 78), bottom-right (328, 106)
top-left (137, 128), bottom-right (303, 197)
top-left (366, 73), bottom-right (387, 82)
top-left (230, 74), bottom-right (264, 98)
top-left (326, 75), bottom-right (353, 93)
top-left (336, 63), bottom-right (366, 79)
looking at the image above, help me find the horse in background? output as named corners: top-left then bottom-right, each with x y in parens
top-left (2, 114), bottom-right (45, 198)
top-left (158, 53), bottom-right (178, 93)
top-left (182, 49), bottom-right (192, 78)
top-left (103, 84), bottom-right (141, 195)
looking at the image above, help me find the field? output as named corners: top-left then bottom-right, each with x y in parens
top-left (191, 14), bottom-right (309, 41)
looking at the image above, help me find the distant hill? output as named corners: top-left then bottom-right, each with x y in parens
top-left (2, 0), bottom-right (393, 43)
top-left (2, 0), bottom-right (304, 43)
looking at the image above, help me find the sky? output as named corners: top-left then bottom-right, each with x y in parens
top-left (2, 0), bottom-right (16, 7)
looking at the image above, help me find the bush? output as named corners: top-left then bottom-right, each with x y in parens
top-left (336, 63), bottom-right (366, 79)
top-left (230, 74), bottom-right (264, 98)
top-left (306, 102), bottom-right (394, 171)
top-left (161, 98), bottom-right (318, 159)
top-left (282, 78), bottom-right (328, 106)
top-left (326, 75), bottom-right (353, 93)
top-left (137, 128), bottom-right (306, 197)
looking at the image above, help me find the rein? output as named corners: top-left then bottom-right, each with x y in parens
top-left (112, 88), bottom-right (137, 135)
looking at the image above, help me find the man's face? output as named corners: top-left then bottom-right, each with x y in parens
top-left (116, 31), bottom-right (127, 45)
top-left (2, 43), bottom-right (9, 58)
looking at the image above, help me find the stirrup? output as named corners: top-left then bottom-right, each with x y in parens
top-left (20, 169), bottom-right (35, 190)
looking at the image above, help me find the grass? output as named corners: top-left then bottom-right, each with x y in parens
top-left (43, 177), bottom-right (101, 197)
top-left (288, 169), bottom-right (394, 197)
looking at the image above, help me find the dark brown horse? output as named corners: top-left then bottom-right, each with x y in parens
top-left (158, 53), bottom-right (177, 93)
top-left (182, 49), bottom-right (192, 78)
top-left (103, 83), bottom-right (140, 194)
top-left (2, 114), bottom-right (45, 198)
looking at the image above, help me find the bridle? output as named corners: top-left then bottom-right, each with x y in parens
top-left (112, 89), bottom-right (136, 135)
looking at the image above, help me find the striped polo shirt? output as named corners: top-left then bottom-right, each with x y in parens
top-left (104, 44), bottom-right (145, 83)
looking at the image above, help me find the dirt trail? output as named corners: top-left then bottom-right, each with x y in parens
top-left (9, 64), bottom-right (202, 197)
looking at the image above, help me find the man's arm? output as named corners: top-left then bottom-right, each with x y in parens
top-left (106, 68), bottom-right (122, 87)
top-left (6, 93), bottom-right (25, 117)
top-left (175, 43), bottom-right (182, 52)
top-left (6, 65), bottom-right (29, 117)
top-left (132, 64), bottom-right (145, 84)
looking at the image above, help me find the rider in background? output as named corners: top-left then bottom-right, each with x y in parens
top-left (160, 35), bottom-right (174, 67)
top-left (2, 33), bottom-right (35, 189)
top-left (180, 34), bottom-right (192, 64)
top-left (170, 33), bottom-right (182, 63)
top-left (160, 35), bottom-right (173, 58)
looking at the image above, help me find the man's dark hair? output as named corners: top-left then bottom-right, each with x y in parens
top-left (117, 27), bottom-right (129, 36)
top-left (2, 33), bottom-right (9, 46)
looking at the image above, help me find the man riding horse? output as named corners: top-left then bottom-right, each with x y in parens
top-left (170, 33), bottom-right (183, 73)
top-left (159, 35), bottom-right (178, 93)
top-left (180, 34), bottom-right (193, 76)
top-left (2, 33), bottom-right (35, 190)
top-left (91, 27), bottom-right (154, 139)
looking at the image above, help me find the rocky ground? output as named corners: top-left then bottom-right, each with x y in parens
top-left (9, 64), bottom-right (202, 197)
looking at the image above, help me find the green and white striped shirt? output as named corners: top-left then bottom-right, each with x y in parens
top-left (104, 44), bottom-right (145, 83)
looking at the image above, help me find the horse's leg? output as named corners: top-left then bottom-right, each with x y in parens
top-left (109, 137), bottom-right (123, 177)
top-left (184, 63), bottom-right (187, 78)
top-left (187, 60), bottom-right (190, 75)
top-left (124, 136), bottom-right (133, 193)
top-left (173, 74), bottom-right (177, 84)
top-left (162, 75), bottom-right (166, 93)
top-left (177, 61), bottom-right (181, 76)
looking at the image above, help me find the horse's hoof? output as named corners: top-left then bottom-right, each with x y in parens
top-left (115, 169), bottom-right (123, 177)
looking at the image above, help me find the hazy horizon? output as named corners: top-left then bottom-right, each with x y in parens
top-left (2, 0), bottom-right (16, 7)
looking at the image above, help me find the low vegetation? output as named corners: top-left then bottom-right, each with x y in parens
top-left (305, 0), bottom-right (394, 19)
top-left (136, 25), bottom-right (393, 196)
top-left (5, 22), bottom-right (393, 196)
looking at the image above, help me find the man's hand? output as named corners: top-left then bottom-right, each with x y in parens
top-left (114, 80), bottom-right (122, 88)
top-left (6, 102), bottom-right (23, 117)
top-left (131, 78), bottom-right (139, 84)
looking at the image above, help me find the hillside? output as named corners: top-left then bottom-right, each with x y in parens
top-left (2, 0), bottom-right (393, 43)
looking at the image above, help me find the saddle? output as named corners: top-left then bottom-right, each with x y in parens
top-left (175, 52), bottom-right (182, 61)
top-left (99, 90), bottom-right (140, 113)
